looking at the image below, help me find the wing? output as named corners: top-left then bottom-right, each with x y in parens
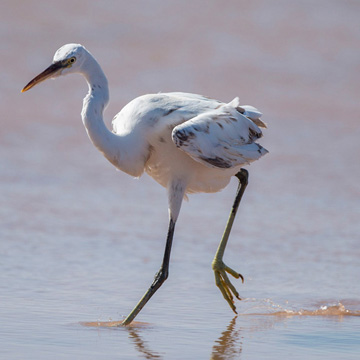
top-left (172, 97), bottom-right (268, 169)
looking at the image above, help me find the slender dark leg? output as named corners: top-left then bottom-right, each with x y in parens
top-left (211, 168), bottom-right (248, 314)
top-left (121, 218), bottom-right (176, 326)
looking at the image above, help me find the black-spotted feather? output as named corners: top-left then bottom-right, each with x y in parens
top-left (172, 98), bottom-right (268, 169)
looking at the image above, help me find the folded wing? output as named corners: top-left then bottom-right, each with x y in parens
top-left (172, 97), bottom-right (268, 169)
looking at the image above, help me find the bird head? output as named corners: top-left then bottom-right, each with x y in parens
top-left (22, 44), bottom-right (87, 92)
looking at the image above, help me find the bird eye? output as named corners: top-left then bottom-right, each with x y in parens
top-left (68, 57), bottom-right (76, 65)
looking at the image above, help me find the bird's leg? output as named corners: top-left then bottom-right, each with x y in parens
top-left (211, 168), bottom-right (248, 314)
top-left (121, 218), bottom-right (176, 326)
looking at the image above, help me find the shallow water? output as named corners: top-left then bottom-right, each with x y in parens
top-left (1, 0), bottom-right (360, 359)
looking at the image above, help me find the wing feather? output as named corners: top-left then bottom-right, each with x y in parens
top-left (172, 98), bottom-right (268, 169)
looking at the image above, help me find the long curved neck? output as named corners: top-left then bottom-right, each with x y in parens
top-left (80, 56), bottom-right (123, 169)
top-left (81, 57), bottom-right (110, 150)
top-left (79, 53), bottom-right (146, 178)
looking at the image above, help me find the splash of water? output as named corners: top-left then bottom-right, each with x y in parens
top-left (241, 299), bottom-right (360, 317)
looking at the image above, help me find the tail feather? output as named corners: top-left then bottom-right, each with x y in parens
top-left (228, 98), bottom-right (267, 128)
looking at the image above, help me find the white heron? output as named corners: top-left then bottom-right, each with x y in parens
top-left (22, 44), bottom-right (268, 326)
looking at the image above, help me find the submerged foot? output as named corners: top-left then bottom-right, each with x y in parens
top-left (212, 259), bottom-right (244, 314)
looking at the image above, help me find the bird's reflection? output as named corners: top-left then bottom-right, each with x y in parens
top-left (126, 326), bottom-right (163, 360)
top-left (123, 316), bottom-right (242, 360)
top-left (210, 317), bottom-right (242, 360)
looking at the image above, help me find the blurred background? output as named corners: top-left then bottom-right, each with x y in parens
top-left (1, 1), bottom-right (359, 359)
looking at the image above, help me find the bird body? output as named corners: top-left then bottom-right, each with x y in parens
top-left (112, 93), bottom-right (267, 194)
top-left (22, 44), bottom-right (268, 325)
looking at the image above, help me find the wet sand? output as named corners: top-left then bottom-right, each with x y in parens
top-left (1, 1), bottom-right (360, 359)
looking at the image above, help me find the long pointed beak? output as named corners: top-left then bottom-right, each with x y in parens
top-left (21, 61), bottom-right (64, 92)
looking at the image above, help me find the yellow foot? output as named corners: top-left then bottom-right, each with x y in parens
top-left (211, 259), bottom-right (244, 314)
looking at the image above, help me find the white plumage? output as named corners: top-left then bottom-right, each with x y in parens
top-left (112, 92), bottom-right (267, 195)
top-left (22, 44), bottom-right (268, 325)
